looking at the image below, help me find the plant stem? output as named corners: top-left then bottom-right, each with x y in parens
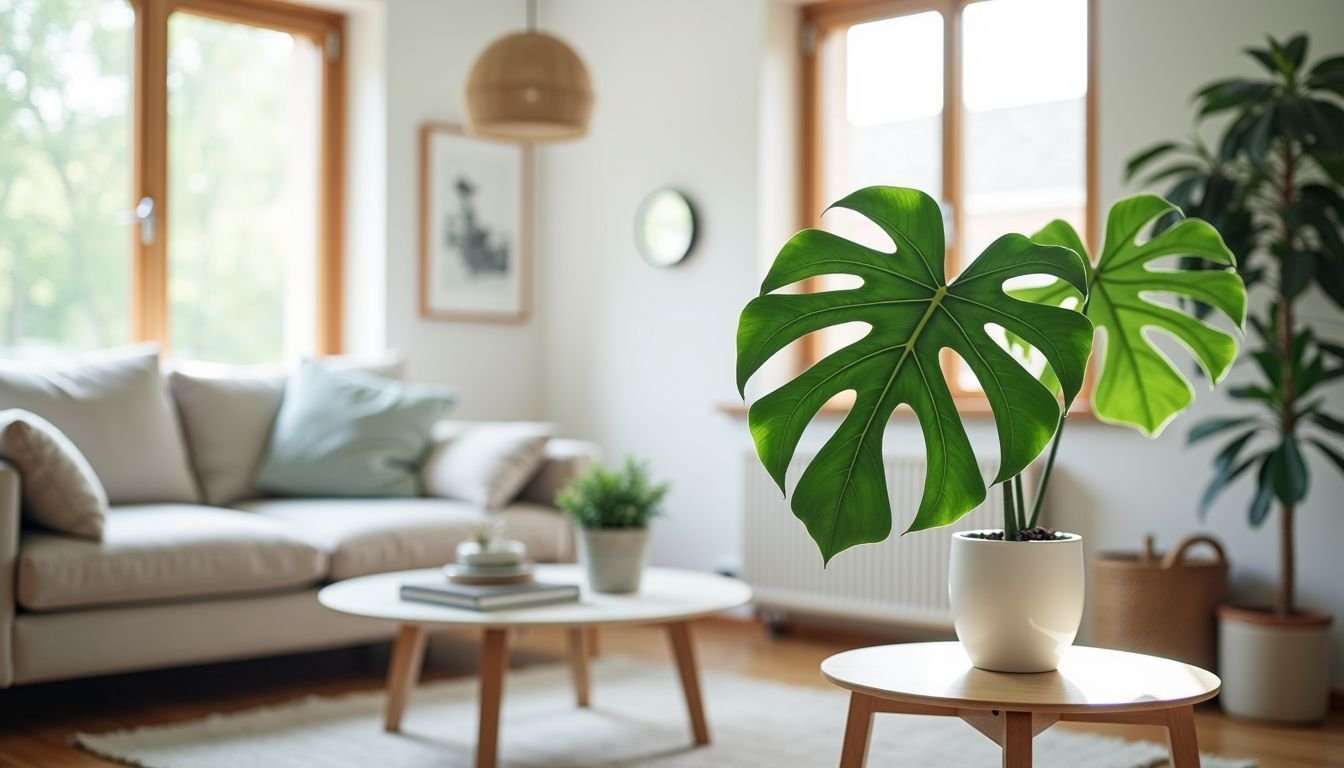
top-left (1274, 131), bottom-right (1299, 617)
top-left (1013, 474), bottom-right (1026, 532)
top-left (1278, 503), bottom-right (1296, 616)
top-left (1028, 414), bottom-right (1066, 529)
top-left (1001, 481), bottom-right (1017, 541)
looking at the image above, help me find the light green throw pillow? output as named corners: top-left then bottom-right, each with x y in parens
top-left (255, 362), bottom-right (455, 497)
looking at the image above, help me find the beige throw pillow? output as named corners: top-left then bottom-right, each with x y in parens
top-left (0, 345), bottom-right (199, 505)
top-left (169, 353), bottom-right (407, 505)
top-left (421, 421), bottom-right (554, 510)
top-left (0, 410), bottom-right (108, 540)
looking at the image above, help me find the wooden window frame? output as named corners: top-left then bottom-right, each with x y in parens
top-left (128, 0), bottom-right (345, 357)
top-left (798, 0), bottom-right (1098, 416)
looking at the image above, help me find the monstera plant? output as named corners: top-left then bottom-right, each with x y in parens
top-left (736, 187), bottom-right (1246, 564)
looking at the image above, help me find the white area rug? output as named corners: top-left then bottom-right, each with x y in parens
top-left (76, 659), bottom-right (1254, 767)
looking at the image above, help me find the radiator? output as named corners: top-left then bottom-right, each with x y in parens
top-left (743, 452), bottom-right (1039, 629)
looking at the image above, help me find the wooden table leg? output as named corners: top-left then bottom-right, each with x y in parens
top-left (666, 621), bottom-right (710, 745)
top-left (567, 627), bottom-right (591, 707)
top-left (587, 626), bottom-right (600, 658)
top-left (1002, 711), bottom-right (1032, 768)
top-left (838, 693), bottom-right (875, 768)
top-left (476, 628), bottom-right (509, 768)
top-left (383, 623), bottom-right (427, 733)
top-left (1165, 706), bottom-right (1200, 768)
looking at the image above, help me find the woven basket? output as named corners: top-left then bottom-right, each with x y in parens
top-left (1091, 534), bottom-right (1228, 671)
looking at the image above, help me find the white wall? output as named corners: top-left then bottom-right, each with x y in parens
top-left (382, 0), bottom-right (545, 419)
top-left (535, 0), bottom-right (770, 572)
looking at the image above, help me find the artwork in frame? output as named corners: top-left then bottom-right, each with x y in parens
top-left (419, 122), bottom-right (532, 322)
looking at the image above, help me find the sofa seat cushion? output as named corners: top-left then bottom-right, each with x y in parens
top-left (235, 498), bottom-right (574, 580)
top-left (17, 505), bottom-right (328, 611)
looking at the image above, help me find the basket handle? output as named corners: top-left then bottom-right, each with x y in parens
top-left (1161, 534), bottom-right (1227, 568)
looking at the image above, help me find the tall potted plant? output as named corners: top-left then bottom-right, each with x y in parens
top-left (1127, 34), bottom-right (1344, 723)
top-left (736, 187), bottom-right (1244, 672)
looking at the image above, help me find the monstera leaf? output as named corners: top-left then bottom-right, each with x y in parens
top-left (736, 187), bottom-right (1093, 563)
top-left (1012, 195), bottom-right (1247, 436)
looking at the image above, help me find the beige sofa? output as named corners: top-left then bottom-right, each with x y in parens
top-left (0, 353), bottom-right (595, 689)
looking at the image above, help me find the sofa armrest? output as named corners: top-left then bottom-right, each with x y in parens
top-left (0, 459), bottom-right (19, 687)
top-left (517, 439), bottom-right (601, 507)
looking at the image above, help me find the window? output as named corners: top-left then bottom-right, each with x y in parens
top-left (800, 0), bottom-right (1095, 409)
top-left (0, 0), bottom-right (344, 363)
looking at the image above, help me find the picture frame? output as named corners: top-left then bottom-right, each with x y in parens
top-left (418, 122), bottom-right (532, 323)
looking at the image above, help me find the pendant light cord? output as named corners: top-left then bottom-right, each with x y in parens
top-left (526, 0), bottom-right (537, 32)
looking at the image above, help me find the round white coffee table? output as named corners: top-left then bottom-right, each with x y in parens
top-left (319, 564), bottom-right (752, 768)
top-left (821, 642), bottom-right (1221, 768)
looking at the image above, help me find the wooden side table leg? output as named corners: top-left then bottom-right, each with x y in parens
top-left (1165, 706), bottom-right (1200, 768)
top-left (567, 627), bottom-right (591, 707)
top-left (838, 693), bottom-right (875, 768)
top-left (384, 623), bottom-right (428, 733)
top-left (1002, 711), bottom-right (1032, 768)
top-left (476, 628), bottom-right (509, 768)
top-left (666, 621), bottom-right (710, 745)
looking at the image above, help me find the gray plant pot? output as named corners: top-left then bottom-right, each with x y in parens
top-left (578, 528), bottom-right (650, 594)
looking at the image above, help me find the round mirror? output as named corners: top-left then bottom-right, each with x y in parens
top-left (635, 189), bottom-right (696, 267)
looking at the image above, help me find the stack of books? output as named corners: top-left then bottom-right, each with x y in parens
top-left (400, 580), bottom-right (580, 611)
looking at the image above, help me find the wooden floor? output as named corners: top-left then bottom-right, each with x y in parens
top-left (1, 618), bottom-right (1341, 767)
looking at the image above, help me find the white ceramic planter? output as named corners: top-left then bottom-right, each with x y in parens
top-left (1218, 606), bottom-right (1332, 723)
top-left (578, 528), bottom-right (650, 594)
top-left (949, 530), bottom-right (1085, 673)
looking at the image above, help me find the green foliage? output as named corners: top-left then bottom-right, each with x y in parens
top-left (1128, 34), bottom-right (1344, 311)
top-left (736, 186), bottom-right (1093, 563)
top-left (1127, 34), bottom-right (1344, 615)
top-left (1012, 196), bottom-right (1246, 436)
top-left (557, 457), bottom-right (669, 530)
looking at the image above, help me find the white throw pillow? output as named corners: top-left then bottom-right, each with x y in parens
top-left (421, 421), bottom-right (554, 510)
top-left (169, 352), bottom-right (406, 505)
top-left (0, 410), bottom-right (108, 540)
top-left (0, 345), bottom-right (198, 505)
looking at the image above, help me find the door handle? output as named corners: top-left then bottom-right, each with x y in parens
top-left (135, 196), bottom-right (156, 246)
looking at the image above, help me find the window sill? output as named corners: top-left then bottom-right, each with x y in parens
top-left (718, 399), bottom-right (1095, 421)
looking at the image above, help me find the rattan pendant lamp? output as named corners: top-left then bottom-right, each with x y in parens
top-left (464, 0), bottom-right (594, 142)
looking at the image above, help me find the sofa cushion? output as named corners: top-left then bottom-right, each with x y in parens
top-left (17, 505), bottom-right (327, 611)
top-left (255, 363), bottom-right (455, 498)
top-left (420, 421), bottom-right (554, 510)
top-left (0, 346), bottom-right (199, 505)
top-left (169, 353), bottom-right (407, 506)
top-left (0, 410), bottom-right (108, 540)
top-left (518, 438), bottom-right (601, 506)
top-left (236, 497), bottom-right (573, 579)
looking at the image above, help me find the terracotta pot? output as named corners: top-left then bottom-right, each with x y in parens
top-left (1218, 605), bottom-right (1332, 723)
top-left (949, 530), bottom-right (1085, 672)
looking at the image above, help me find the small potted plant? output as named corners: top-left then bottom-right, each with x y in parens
top-left (1127, 34), bottom-right (1344, 723)
top-left (558, 456), bottom-right (668, 593)
top-left (736, 186), bottom-right (1244, 672)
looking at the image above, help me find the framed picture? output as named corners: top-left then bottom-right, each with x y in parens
top-left (419, 122), bottom-right (532, 322)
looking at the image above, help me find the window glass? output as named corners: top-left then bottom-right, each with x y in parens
top-left (167, 13), bottom-right (320, 364)
top-left (958, 0), bottom-right (1087, 390)
top-left (817, 11), bottom-right (944, 360)
top-left (0, 0), bottom-right (133, 358)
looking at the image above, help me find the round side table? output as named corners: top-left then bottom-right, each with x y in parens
top-left (821, 642), bottom-right (1220, 768)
